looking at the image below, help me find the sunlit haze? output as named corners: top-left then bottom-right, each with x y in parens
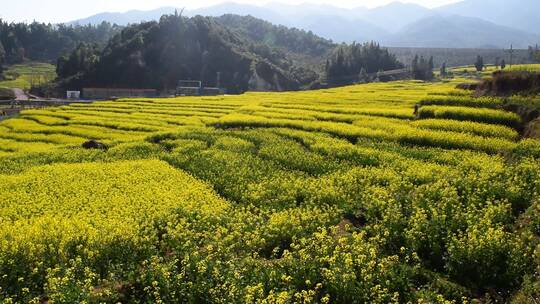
top-left (1, 0), bottom-right (462, 23)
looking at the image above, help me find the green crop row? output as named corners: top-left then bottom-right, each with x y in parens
top-left (0, 77), bottom-right (539, 303)
top-left (412, 119), bottom-right (520, 140)
top-left (419, 96), bottom-right (503, 108)
top-left (418, 106), bottom-right (522, 128)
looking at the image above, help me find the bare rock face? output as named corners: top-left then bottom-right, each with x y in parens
top-left (82, 140), bottom-right (108, 151)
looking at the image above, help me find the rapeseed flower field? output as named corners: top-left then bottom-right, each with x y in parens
top-left (0, 79), bottom-right (539, 303)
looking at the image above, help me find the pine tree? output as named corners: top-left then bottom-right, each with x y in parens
top-left (419, 56), bottom-right (427, 79)
top-left (358, 67), bottom-right (368, 83)
top-left (440, 62), bottom-right (447, 77)
top-left (412, 55), bottom-right (419, 79)
top-left (325, 42), bottom-right (403, 85)
top-left (475, 55), bottom-right (484, 72)
top-left (0, 41), bottom-right (4, 75)
top-left (411, 54), bottom-right (434, 80)
top-left (427, 56), bottom-right (434, 80)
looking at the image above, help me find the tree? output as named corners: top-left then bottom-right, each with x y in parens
top-left (412, 55), bottom-right (421, 79)
top-left (325, 41), bottom-right (403, 85)
top-left (440, 62), bottom-right (447, 77)
top-left (56, 43), bottom-right (100, 79)
top-left (528, 45), bottom-right (539, 62)
top-left (358, 67), bottom-right (368, 83)
top-left (501, 59), bottom-right (506, 70)
top-left (475, 55), bottom-right (484, 72)
top-left (0, 41), bottom-right (5, 75)
top-left (427, 56), bottom-right (434, 79)
top-left (0, 19), bottom-right (120, 65)
top-left (411, 55), bottom-right (433, 81)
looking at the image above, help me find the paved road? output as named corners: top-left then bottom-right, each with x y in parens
top-left (12, 88), bottom-right (29, 100)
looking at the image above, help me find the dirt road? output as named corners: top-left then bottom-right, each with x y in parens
top-left (12, 88), bottom-right (29, 100)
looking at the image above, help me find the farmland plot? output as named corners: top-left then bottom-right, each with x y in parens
top-left (0, 80), bottom-right (539, 303)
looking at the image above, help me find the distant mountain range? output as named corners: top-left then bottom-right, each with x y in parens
top-left (70, 0), bottom-right (540, 49)
top-left (437, 0), bottom-right (540, 34)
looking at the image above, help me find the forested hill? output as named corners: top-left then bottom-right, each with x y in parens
top-left (0, 20), bottom-right (121, 64)
top-left (57, 14), bottom-right (339, 93)
top-left (214, 14), bottom-right (335, 68)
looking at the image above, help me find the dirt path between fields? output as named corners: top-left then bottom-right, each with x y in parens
top-left (12, 88), bottom-right (29, 100)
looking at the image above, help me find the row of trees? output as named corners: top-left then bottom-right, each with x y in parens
top-left (528, 45), bottom-right (539, 62)
top-left (413, 54), bottom-right (512, 80)
top-left (475, 55), bottom-right (509, 72)
top-left (325, 42), bottom-right (404, 85)
top-left (0, 20), bottom-right (121, 64)
top-left (56, 43), bottom-right (100, 79)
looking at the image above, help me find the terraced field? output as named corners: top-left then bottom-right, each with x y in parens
top-left (0, 62), bottom-right (56, 90)
top-left (1, 80), bottom-right (540, 303)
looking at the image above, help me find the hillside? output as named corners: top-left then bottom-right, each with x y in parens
top-left (59, 14), bottom-right (324, 93)
top-left (0, 62), bottom-right (56, 90)
top-left (1, 77), bottom-right (539, 303)
top-left (214, 14), bottom-right (335, 69)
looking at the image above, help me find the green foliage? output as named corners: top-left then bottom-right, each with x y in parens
top-left (326, 42), bottom-right (403, 85)
top-left (216, 14), bottom-right (334, 63)
top-left (59, 15), bottom-right (329, 93)
top-left (418, 105), bottom-right (522, 128)
top-left (419, 96), bottom-right (503, 108)
top-left (475, 55), bottom-right (484, 72)
top-left (412, 55), bottom-right (434, 81)
top-left (0, 20), bottom-right (121, 64)
top-left (56, 43), bottom-right (100, 79)
top-left (0, 62), bottom-right (56, 89)
top-left (412, 119), bottom-right (519, 140)
top-left (0, 87), bottom-right (14, 100)
top-left (512, 275), bottom-right (540, 304)
top-left (513, 139), bottom-right (540, 159)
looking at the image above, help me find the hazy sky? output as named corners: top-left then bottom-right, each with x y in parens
top-left (1, 0), bottom-right (462, 23)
